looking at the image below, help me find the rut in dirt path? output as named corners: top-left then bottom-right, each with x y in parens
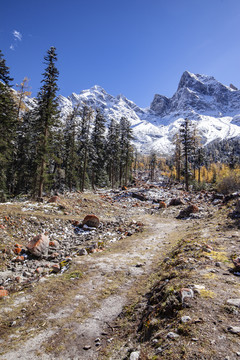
top-left (0, 215), bottom-right (181, 360)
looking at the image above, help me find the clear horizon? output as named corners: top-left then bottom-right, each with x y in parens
top-left (1, 0), bottom-right (240, 107)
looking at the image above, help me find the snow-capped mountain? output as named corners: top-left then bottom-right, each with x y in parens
top-left (50, 71), bottom-right (240, 154)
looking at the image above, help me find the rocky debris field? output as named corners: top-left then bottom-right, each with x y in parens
top-left (0, 182), bottom-right (240, 359)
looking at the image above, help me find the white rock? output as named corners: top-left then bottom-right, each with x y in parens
top-left (226, 299), bottom-right (240, 307)
top-left (130, 351), bottom-right (140, 360)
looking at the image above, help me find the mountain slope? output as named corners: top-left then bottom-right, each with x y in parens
top-left (28, 71), bottom-right (240, 155)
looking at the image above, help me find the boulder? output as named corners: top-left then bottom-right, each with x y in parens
top-left (159, 201), bottom-right (167, 209)
top-left (0, 289), bottom-right (8, 298)
top-left (169, 198), bottom-right (185, 206)
top-left (47, 196), bottom-right (60, 203)
top-left (27, 233), bottom-right (49, 257)
top-left (177, 204), bottom-right (199, 219)
top-left (233, 257), bottom-right (240, 271)
top-left (82, 215), bottom-right (100, 228)
top-left (236, 199), bottom-right (240, 213)
top-left (179, 288), bottom-right (194, 302)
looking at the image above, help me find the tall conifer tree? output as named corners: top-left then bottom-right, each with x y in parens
top-left (106, 119), bottom-right (120, 188)
top-left (179, 118), bottom-right (194, 191)
top-left (89, 109), bottom-right (107, 188)
top-left (0, 50), bottom-right (17, 196)
top-left (34, 47), bottom-right (59, 198)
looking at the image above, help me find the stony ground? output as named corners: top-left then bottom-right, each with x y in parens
top-left (0, 184), bottom-right (239, 360)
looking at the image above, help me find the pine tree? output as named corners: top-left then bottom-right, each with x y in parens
top-left (173, 133), bottom-right (182, 181)
top-left (179, 118), bottom-right (194, 191)
top-left (64, 105), bottom-right (81, 191)
top-left (149, 152), bottom-right (157, 181)
top-left (0, 50), bottom-right (17, 196)
top-left (89, 109), bottom-right (107, 188)
top-left (106, 119), bottom-right (120, 188)
top-left (78, 104), bottom-right (93, 191)
top-left (33, 47), bottom-right (60, 198)
top-left (14, 108), bottom-right (38, 194)
top-left (119, 117), bottom-right (133, 186)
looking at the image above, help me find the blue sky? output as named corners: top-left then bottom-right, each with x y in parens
top-left (1, 0), bottom-right (240, 107)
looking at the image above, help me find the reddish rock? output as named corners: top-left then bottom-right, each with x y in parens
top-left (49, 240), bottom-right (59, 248)
top-left (82, 215), bottom-right (100, 228)
top-left (27, 233), bottom-right (49, 257)
top-left (51, 264), bottom-right (61, 273)
top-left (0, 289), bottom-right (8, 298)
top-left (72, 220), bottom-right (80, 227)
top-left (14, 244), bottom-right (23, 255)
top-left (47, 196), bottom-right (60, 203)
top-left (14, 256), bottom-right (25, 262)
top-left (159, 201), bottom-right (167, 209)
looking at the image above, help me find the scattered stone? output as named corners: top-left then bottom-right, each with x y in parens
top-left (169, 198), bottom-right (185, 206)
top-left (177, 205), bottom-right (199, 219)
top-left (131, 192), bottom-right (147, 201)
top-left (181, 315), bottom-right (192, 323)
top-left (156, 347), bottom-right (163, 354)
top-left (51, 264), bottom-right (61, 273)
top-left (27, 233), bottom-right (49, 257)
top-left (0, 289), bottom-right (8, 298)
top-left (77, 248), bottom-right (88, 256)
top-left (82, 214), bottom-right (100, 228)
top-left (179, 288), bottom-right (194, 302)
top-left (47, 196), bottom-right (60, 203)
top-left (167, 331), bottom-right (179, 339)
top-left (228, 326), bottom-right (240, 334)
top-left (192, 284), bottom-right (205, 294)
top-left (130, 351), bottom-right (140, 360)
top-left (13, 244), bottom-right (23, 255)
top-left (159, 201), bottom-right (167, 208)
top-left (233, 257), bottom-right (240, 271)
top-left (49, 240), bottom-right (59, 248)
top-left (14, 256), bottom-right (25, 263)
top-left (83, 345), bottom-right (91, 350)
top-left (226, 299), bottom-right (240, 308)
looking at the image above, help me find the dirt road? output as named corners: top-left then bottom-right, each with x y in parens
top-left (0, 213), bottom-right (182, 360)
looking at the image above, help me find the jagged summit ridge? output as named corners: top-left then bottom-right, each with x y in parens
top-left (29, 71), bottom-right (240, 155)
top-left (150, 70), bottom-right (240, 119)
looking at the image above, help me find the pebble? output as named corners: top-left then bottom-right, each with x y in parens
top-left (83, 345), bottom-right (91, 350)
top-left (181, 315), bottom-right (192, 323)
top-left (167, 332), bottom-right (179, 339)
top-left (228, 326), bottom-right (240, 334)
top-left (129, 351), bottom-right (140, 360)
top-left (226, 299), bottom-right (240, 308)
top-left (156, 347), bottom-right (163, 354)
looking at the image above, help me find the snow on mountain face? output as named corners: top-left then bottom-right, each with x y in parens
top-left (56, 71), bottom-right (240, 155)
